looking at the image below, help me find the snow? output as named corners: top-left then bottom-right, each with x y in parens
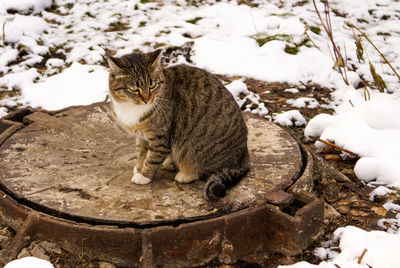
top-left (21, 62), bottom-right (109, 111)
top-left (284, 88), bottom-right (300, 94)
top-left (4, 257), bottom-right (53, 268)
top-left (0, 107), bottom-right (7, 118)
top-left (1, 0), bottom-right (400, 267)
top-left (369, 186), bottom-right (394, 201)
top-left (4, 15), bottom-right (49, 43)
top-left (0, 69), bottom-right (40, 91)
top-left (287, 97), bottom-right (319, 109)
top-left (193, 39), bottom-right (337, 85)
top-left (274, 110), bottom-right (307, 127)
top-left (305, 94), bottom-right (400, 187)
top-left (279, 226), bottom-right (400, 268)
top-left (0, 49), bottom-right (18, 67)
top-left (226, 79), bottom-right (269, 116)
top-left (0, 0), bottom-right (52, 14)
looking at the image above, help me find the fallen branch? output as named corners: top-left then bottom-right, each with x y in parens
top-left (317, 138), bottom-right (360, 158)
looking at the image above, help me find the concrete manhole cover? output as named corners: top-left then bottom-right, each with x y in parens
top-left (0, 102), bottom-right (323, 266)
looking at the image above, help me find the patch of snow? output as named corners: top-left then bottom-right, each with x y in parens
top-left (383, 201), bottom-right (400, 213)
top-left (0, 49), bottom-right (18, 67)
top-left (45, 58), bottom-right (64, 68)
top-left (369, 186), bottom-right (394, 201)
top-left (0, 0), bottom-right (52, 14)
top-left (225, 79), bottom-right (249, 99)
top-left (284, 88), bottom-right (300, 94)
top-left (287, 97), bottom-right (319, 108)
top-left (0, 68), bottom-right (40, 91)
top-left (305, 94), bottom-right (400, 188)
top-left (21, 62), bottom-right (108, 110)
top-left (193, 38), bottom-right (341, 86)
top-left (273, 110), bottom-right (307, 127)
top-left (378, 216), bottom-right (400, 234)
top-left (4, 257), bottom-right (53, 268)
top-left (226, 79), bottom-right (269, 116)
top-left (279, 226), bottom-right (400, 268)
top-left (4, 15), bottom-right (49, 43)
top-left (0, 107), bottom-right (7, 118)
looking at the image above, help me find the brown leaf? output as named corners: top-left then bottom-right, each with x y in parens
top-left (369, 61), bottom-right (387, 92)
top-left (355, 38), bottom-right (364, 63)
top-left (371, 206), bottom-right (387, 217)
top-left (325, 154), bottom-right (341, 161)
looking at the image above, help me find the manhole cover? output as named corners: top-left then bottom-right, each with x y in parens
top-left (0, 102), bottom-right (323, 266)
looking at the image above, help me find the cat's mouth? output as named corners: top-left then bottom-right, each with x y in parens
top-left (142, 98), bottom-right (151, 104)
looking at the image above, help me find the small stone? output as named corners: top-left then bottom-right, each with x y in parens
top-left (98, 262), bottom-right (117, 268)
top-left (266, 191), bottom-right (294, 206)
top-left (17, 248), bottom-right (31, 259)
top-left (30, 242), bottom-right (50, 261)
top-left (0, 227), bottom-right (13, 237)
top-left (38, 241), bottom-right (63, 255)
top-left (0, 234), bottom-right (11, 249)
top-left (0, 227), bottom-right (13, 249)
top-left (324, 203), bottom-right (341, 222)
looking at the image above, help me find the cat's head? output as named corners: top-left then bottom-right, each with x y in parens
top-left (107, 49), bottom-right (165, 105)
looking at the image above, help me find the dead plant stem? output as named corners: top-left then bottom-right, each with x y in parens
top-left (312, 0), bottom-right (349, 85)
top-left (348, 23), bottom-right (400, 81)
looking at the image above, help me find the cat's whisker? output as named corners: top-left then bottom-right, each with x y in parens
top-left (153, 102), bottom-right (167, 121)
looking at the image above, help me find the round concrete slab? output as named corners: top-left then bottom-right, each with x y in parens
top-left (0, 102), bottom-right (302, 225)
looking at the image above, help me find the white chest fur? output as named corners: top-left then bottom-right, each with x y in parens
top-left (111, 98), bottom-right (154, 127)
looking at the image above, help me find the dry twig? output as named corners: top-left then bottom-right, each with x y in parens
top-left (358, 248), bottom-right (368, 264)
top-left (317, 138), bottom-right (360, 158)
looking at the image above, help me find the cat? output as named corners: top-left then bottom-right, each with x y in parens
top-left (107, 49), bottom-right (249, 200)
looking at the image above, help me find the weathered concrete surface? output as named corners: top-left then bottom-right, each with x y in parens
top-left (0, 102), bottom-right (302, 225)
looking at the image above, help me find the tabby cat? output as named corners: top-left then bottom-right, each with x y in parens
top-left (107, 49), bottom-right (249, 200)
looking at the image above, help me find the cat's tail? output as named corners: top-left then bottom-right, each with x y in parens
top-left (204, 164), bottom-right (249, 200)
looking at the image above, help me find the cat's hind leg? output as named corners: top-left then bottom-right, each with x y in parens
top-left (175, 161), bottom-right (199, 183)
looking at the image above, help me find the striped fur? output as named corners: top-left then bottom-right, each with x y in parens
top-left (108, 49), bottom-right (249, 199)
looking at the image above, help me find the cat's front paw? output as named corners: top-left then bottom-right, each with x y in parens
top-left (132, 173), bottom-right (152, 185)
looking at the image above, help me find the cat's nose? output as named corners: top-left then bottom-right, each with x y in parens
top-left (141, 93), bottom-right (150, 103)
top-left (142, 96), bottom-right (150, 103)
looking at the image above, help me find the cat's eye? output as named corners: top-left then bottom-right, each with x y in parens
top-left (149, 79), bottom-right (157, 89)
top-left (127, 87), bottom-right (140, 93)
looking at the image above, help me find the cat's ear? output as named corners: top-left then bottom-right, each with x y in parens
top-left (106, 56), bottom-right (123, 73)
top-left (146, 49), bottom-right (163, 70)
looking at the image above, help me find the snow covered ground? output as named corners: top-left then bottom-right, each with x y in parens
top-left (1, 0), bottom-right (400, 267)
